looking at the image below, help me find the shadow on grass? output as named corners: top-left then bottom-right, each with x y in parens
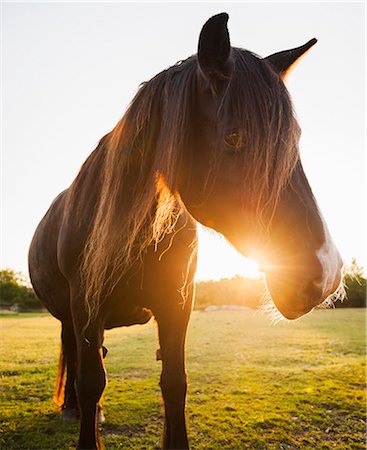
top-left (1, 404), bottom-right (164, 449)
top-left (1, 411), bottom-right (78, 449)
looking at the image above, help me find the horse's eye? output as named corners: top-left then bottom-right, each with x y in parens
top-left (224, 130), bottom-right (243, 149)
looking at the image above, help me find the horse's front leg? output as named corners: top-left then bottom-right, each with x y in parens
top-left (76, 329), bottom-right (106, 449)
top-left (72, 304), bottom-right (106, 450)
top-left (155, 299), bottom-right (192, 450)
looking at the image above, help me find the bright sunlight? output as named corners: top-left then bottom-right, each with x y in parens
top-left (196, 224), bottom-right (262, 281)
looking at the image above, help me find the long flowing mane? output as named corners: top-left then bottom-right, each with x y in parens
top-left (72, 49), bottom-right (300, 321)
top-left (76, 57), bottom-right (198, 321)
top-left (213, 48), bottom-right (300, 219)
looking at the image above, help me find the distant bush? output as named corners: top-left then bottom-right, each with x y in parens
top-left (195, 276), bottom-right (265, 310)
top-left (336, 259), bottom-right (366, 308)
top-left (0, 269), bottom-right (42, 311)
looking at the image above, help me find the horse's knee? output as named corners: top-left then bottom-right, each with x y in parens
top-left (76, 346), bottom-right (106, 403)
top-left (78, 372), bottom-right (105, 404)
top-left (74, 338), bottom-right (106, 450)
top-left (160, 371), bottom-right (187, 401)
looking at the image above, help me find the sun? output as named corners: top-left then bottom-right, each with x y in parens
top-left (195, 224), bottom-right (262, 281)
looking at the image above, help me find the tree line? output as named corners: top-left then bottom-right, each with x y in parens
top-left (195, 259), bottom-right (366, 310)
top-left (0, 259), bottom-right (365, 312)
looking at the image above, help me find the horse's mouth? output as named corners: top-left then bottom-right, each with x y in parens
top-left (279, 307), bottom-right (313, 320)
top-left (275, 303), bottom-right (314, 320)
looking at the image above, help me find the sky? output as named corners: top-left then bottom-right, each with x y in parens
top-left (2, 2), bottom-right (365, 280)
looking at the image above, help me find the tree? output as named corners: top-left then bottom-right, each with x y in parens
top-left (194, 259), bottom-right (366, 311)
top-left (0, 269), bottom-right (42, 311)
top-left (337, 259), bottom-right (366, 308)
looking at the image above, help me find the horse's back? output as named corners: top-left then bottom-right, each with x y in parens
top-left (28, 190), bottom-right (71, 321)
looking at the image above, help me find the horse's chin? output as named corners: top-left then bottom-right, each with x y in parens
top-left (265, 279), bottom-right (322, 320)
top-left (273, 302), bottom-right (314, 320)
top-left (266, 273), bottom-right (344, 321)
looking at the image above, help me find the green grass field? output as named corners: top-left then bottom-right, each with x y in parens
top-left (0, 309), bottom-right (365, 449)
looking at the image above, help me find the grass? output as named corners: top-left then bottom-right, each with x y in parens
top-left (0, 308), bottom-right (365, 449)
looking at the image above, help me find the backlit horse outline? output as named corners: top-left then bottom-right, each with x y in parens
top-left (29, 13), bottom-right (343, 449)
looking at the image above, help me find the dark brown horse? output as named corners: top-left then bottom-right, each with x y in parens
top-left (29, 13), bottom-right (343, 450)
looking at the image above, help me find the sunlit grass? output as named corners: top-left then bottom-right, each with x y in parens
top-left (0, 309), bottom-right (365, 449)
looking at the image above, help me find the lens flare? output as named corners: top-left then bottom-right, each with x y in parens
top-left (196, 225), bottom-right (262, 281)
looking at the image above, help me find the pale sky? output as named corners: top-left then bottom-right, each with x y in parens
top-left (2, 2), bottom-right (365, 280)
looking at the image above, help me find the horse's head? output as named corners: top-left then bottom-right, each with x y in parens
top-left (179, 13), bottom-right (343, 319)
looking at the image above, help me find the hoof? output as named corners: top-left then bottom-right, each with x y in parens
top-left (156, 348), bottom-right (162, 361)
top-left (61, 406), bottom-right (79, 422)
top-left (102, 345), bottom-right (108, 358)
top-left (97, 404), bottom-right (105, 423)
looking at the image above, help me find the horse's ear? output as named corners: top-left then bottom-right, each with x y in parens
top-left (198, 13), bottom-right (232, 83)
top-left (265, 38), bottom-right (317, 78)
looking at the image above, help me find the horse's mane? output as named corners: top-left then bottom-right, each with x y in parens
top-left (73, 49), bottom-right (300, 322)
top-left (76, 57), bottom-right (197, 321)
top-left (214, 48), bottom-right (300, 221)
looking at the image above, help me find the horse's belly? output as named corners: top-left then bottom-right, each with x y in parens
top-left (28, 191), bottom-right (71, 321)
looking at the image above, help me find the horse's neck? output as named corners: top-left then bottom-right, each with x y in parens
top-left (65, 137), bottom-right (109, 225)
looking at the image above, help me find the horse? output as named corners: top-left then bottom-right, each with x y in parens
top-left (28, 13), bottom-right (343, 450)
